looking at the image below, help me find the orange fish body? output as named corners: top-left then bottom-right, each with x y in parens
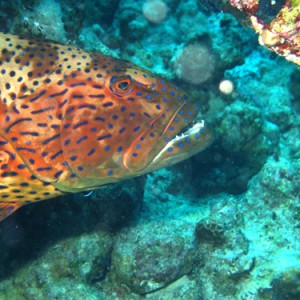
top-left (0, 32), bottom-right (213, 221)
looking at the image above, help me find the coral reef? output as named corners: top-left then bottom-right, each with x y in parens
top-left (12, 0), bottom-right (67, 42)
top-left (201, 0), bottom-right (300, 67)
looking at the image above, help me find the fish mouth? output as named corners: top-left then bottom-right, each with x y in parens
top-left (151, 117), bottom-right (213, 167)
top-left (122, 95), bottom-right (213, 173)
top-left (171, 118), bottom-right (205, 141)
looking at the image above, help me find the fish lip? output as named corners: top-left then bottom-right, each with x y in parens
top-left (152, 118), bottom-right (207, 164)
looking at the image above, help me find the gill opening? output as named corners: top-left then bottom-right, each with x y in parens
top-left (122, 110), bottom-right (166, 171)
top-left (162, 102), bottom-right (186, 135)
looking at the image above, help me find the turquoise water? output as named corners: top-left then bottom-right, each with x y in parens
top-left (0, 0), bottom-right (299, 299)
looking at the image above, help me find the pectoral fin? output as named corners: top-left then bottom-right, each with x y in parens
top-left (0, 202), bottom-right (22, 222)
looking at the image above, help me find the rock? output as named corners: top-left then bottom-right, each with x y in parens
top-left (271, 268), bottom-right (300, 299)
top-left (195, 219), bottom-right (226, 244)
top-left (145, 275), bottom-right (199, 299)
top-left (111, 220), bottom-right (197, 294)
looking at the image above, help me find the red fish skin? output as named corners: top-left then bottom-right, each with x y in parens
top-left (0, 32), bottom-right (213, 221)
top-left (0, 135), bottom-right (63, 210)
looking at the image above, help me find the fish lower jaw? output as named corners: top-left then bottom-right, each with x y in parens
top-left (153, 119), bottom-right (205, 164)
top-left (172, 119), bottom-right (205, 142)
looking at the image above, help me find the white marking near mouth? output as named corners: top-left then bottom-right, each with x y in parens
top-left (153, 119), bottom-right (205, 163)
top-left (172, 119), bottom-right (205, 141)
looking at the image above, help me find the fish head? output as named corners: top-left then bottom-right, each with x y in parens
top-left (62, 58), bottom-right (213, 188)
top-left (110, 63), bottom-right (213, 171)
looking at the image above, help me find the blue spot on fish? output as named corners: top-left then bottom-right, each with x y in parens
top-left (88, 149), bottom-right (95, 156)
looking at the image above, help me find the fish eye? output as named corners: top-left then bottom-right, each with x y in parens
top-left (110, 74), bottom-right (134, 97)
top-left (118, 81), bottom-right (129, 90)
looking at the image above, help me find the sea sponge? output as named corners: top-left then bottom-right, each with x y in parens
top-left (142, 0), bottom-right (168, 24)
top-left (173, 43), bottom-right (215, 85)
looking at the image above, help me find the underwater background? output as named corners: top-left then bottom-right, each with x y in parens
top-left (0, 0), bottom-right (299, 299)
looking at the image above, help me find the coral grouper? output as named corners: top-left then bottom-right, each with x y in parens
top-left (0, 32), bottom-right (213, 221)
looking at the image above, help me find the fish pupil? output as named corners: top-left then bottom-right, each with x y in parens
top-left (118, 81), bottom-right (129, 90)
